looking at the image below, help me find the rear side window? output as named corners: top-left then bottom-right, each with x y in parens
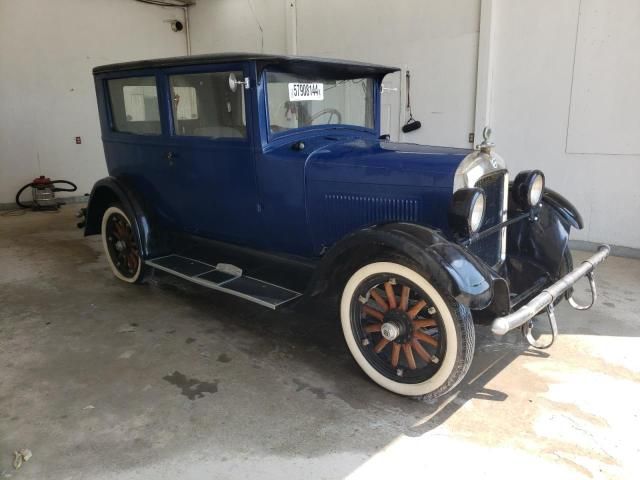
top-left (169, 71), bottom-right (246, 139)
top-left (107, 76), bottom-right (161, 135)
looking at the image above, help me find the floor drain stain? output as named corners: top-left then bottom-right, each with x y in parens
top-left (163, 371), bottom-right (218, 400)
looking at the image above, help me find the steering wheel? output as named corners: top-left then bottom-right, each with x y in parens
top-left (309, 108), bottom-right (342, 125)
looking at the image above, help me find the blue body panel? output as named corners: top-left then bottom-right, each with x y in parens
top-left (256, 133), bottom-right (470, 255)
top-left (303, 138), bottom-right (469, 253)
top-left (87, 54), bottom-right (582, 312)
top-left (93, 59), bottom-right (470, 259)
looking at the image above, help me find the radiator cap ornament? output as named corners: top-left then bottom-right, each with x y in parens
top-left (477, 126), bottom-right (496, 155)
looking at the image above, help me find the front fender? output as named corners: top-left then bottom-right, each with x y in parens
top-left (543, 188), bottom-right (583, 230)
top-left (309, 222), bottom-right (494, 309)
top-left (84, 176), bottom-right (166, 259)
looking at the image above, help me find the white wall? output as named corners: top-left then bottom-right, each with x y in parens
top-left (189, 0), bottom-right (481, 148)
top-left (0, 0), bottom-right (480, 201)
top-left (189, 0), bottom-right (640, 248)
top-left (0, 0), bottom-right (187, 204)
top-left (295, 0), bottom-right (480, 148)
top-left (489, 0), bottom-right (640, 249)
top-left (1, 0), bottom-right (637, 248)
top-left (189, 0), bottom-right (287, 55)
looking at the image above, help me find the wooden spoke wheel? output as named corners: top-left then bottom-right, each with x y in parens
top-left (340, 262), bottom-right (475, 398)
top-left (353, 274), bottom-right (445, 382)
top-left (101, 205), bottom-right (144, 283)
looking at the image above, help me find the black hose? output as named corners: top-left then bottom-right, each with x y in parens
top-left (15, 183), bottom-right (34, 209)
top-left (51, 180), bottom-right (77, 192)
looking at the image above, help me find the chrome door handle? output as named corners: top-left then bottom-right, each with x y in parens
top-left (166, 151), bottom-right (178, 166)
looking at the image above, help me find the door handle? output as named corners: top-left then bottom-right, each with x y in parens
top-left (166, 151), bottom-right (178, 165)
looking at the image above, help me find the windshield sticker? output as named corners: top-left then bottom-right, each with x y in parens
top-left (288, 83), bottom-right (324, 101)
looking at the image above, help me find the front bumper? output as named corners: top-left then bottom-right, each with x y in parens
top-left (491, 245), bottom-right (610, 342)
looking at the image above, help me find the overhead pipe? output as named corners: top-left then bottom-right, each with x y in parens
top-left (183, 4), bottom-right (191, 55)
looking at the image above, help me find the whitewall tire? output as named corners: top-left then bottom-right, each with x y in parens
top-left (340, 261), bottom-right (475, 398)
top-left (101, 205), bottom-right (144, 284)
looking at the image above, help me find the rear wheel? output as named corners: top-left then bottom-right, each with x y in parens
top-left (101, 205), bottom-right (145, 284)
top-left (340, 261), bottom-right (474, 399)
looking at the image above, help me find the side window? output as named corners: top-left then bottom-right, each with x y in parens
top-left (169, 71), bottom-right (246, 139)
top-left (107, 76), bottom-right (161, 135)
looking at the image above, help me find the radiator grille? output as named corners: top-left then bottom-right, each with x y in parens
top-left (469, 171), bottom-right (506, 266)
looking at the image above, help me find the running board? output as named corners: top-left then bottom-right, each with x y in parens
top-left (146, 254), bottom-right (302, 309)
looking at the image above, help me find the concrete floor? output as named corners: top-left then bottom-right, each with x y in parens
top-left (0, 207), bottom-right (639, 480)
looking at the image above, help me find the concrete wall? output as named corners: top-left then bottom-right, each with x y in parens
top-left (489, 0), bottom-right (640, 248)
top-left (189, 0), bottom-right (481, 149)
top-left (1, 0), bottom-right (637, 248)
top-left (188, 0), bottom-right (640, 249)
top-left (294, 0), bottom-right (480, 148)
top-left (0, 0), bottom-right (187, 204)
top-left (189, 0), bottom-right (287, 55)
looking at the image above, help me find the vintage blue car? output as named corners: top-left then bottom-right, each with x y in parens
top-left (84, 53), bottom-right (609, 399)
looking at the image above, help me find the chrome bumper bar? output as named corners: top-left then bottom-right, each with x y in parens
top-left (492, 245), bottom-right (611, 339)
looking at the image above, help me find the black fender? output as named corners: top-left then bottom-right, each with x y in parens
top-left (84, 176), bottom-right (167, 259)
top-left (543, 188), bottom-right (583, 230)
top-left (308, 222), bottom-right (495, 310)
top-left (506, 200), bottom-right (572, 284)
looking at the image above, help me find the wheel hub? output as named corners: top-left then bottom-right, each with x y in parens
top-left (115, 240), bottom-right (127, 252)
top-left (380, 322), bottom-right (400, 341)
top-left (381, 308), bottom-right (413, 343)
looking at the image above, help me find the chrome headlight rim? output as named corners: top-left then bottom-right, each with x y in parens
top-left (513, 170), bottom-right (545, 208)
top-left (528, 173), bottom-right (545, 206)
top-left (449, 187), bottom-right (486, 236)
top-left (469, 192), bottom-right (485, 233)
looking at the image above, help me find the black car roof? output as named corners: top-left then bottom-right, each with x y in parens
top-left (92, 52), bottom-right (400, 78)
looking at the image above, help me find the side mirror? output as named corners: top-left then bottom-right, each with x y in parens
top-left (228, 72), bottom-right (238, 92)
top-left (228, 73), bottom-right (249, 92)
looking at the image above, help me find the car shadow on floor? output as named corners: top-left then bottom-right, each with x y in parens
top-left (151, 270), bottom-right (541, 433)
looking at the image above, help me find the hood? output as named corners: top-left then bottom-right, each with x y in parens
top-left (306, 137), bottom-right (472, 189)
top-left (301, 136), bottom-right (474, 251)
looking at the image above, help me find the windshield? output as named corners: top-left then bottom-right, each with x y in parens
top-left (265, 71), bottom-right (375, 134)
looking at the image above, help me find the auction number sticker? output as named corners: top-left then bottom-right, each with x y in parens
top-left (288, 83), bottom-right (324, 101)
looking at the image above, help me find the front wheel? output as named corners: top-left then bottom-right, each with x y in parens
top-left (101, 205), bottom-right (146, 284)
top-left (340, 261), bottom-right (475, 399)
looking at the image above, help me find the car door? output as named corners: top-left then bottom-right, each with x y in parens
top-left (100, 73), bottom-right (180, 227)
top-left (160, 64), bottom-right (263, 247)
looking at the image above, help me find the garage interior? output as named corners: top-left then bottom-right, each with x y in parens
top-left (1, 0), bottom-right (639, 479)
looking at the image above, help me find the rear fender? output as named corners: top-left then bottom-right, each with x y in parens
top-left (309, 222), bottom-right (494, 309)
top-left (84, 176), bottom-right (166, 259)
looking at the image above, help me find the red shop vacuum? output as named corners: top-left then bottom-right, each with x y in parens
top-left (15, 176), bottom-right (77, 211)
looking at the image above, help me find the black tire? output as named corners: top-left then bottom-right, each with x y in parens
top-left (340, 260), bottom-right (475, 399)
top-left (101, 204), bottom-right (147, 284)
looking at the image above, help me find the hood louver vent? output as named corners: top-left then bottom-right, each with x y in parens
top-left (324, 194), bottom-right (420, 239)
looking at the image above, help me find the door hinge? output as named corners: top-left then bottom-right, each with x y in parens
top-left (468, 132), bottom-right (475, 144)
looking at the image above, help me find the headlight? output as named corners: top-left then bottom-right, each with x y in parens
top-left (528, 174), bottom-right (544, 205)
top-left (513, 170), bottom-right (545, 208)
top-left (469, 193), bottom-right (485, 232)
top-left (449, 188), bottom-right (486, 236)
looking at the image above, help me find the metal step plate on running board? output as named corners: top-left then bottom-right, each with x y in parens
top-left (145, 255), bottom-right (302, 309)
